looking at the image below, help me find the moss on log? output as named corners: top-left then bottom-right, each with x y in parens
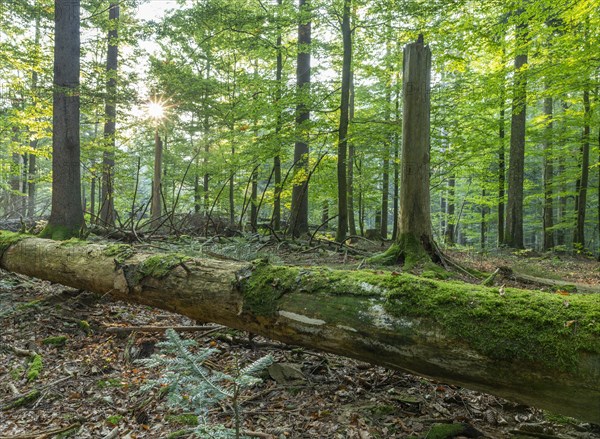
top-left (0, 234), bottom-right (598, 423)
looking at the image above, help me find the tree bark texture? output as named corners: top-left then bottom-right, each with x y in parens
top-left (393, 36), bottom-right (435, 261)
top-left (335, 0), bottom-right (351, 243)
top-left (99, 2), bottom-right (119, 227)
top-left (0, 234), bottom-right (598, 423)
top-left (44, 0), bottom-right (84, 239)
top-left (542, 95), bottom-right (554, 251)
top-left (289, 0), bottom-right (311, 237)
top-left (151, 130), bottom-right (163, 222)
top-left (574, 90), bottom-right (590, 249)
top-left (504, 21), bottom-right (528, 249)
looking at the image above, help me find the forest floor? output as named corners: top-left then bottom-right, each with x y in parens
top-left (1, 235), bottom-right (599, 439)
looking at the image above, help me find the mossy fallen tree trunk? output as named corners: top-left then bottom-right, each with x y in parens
top-left (1, 234), bottom-right (599, 423)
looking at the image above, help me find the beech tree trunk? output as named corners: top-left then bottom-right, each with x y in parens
top-left (574, 89), bottom-right (590, 249)
top-left (335, 0), bottom-right (351, 243)
top-left (0, 234), bottom-right (598, 423)
top-left (42, 0), bottom-right (84, 239)
top-left (99, 2), bottom-right (119, 227)
top-left (289, 0), bottom-right (311, 237)
top-left (504, 19), bottom-right (528, 249)
top-left (542, 95), bottom-right (554, 251)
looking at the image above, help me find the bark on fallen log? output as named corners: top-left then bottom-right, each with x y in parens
top-left (0, 234), bottom-right (599, 423)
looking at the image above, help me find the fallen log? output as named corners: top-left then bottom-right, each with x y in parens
top-left (0, 233), bottom-right (599, 423)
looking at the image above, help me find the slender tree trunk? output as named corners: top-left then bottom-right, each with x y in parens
top-left (99, 2), bottom-right (119, 226)
top-left (574, 90), bottom-right (590, 249)
top-left (321, 200), bottom-right (329, 230)
top-left (229, 144), bottom-right (235, 225)
top-left (41, 0), bottom-right (84, 239)
top-left (392, 72), bottom-right (400, 241)
top-left (290, 0), bottom-right (311, 237)
top-left (335, 0), bottom-right (352, 243)
top-left (504, 20), bottom-right (528, 249)
top-left (250, 169), bottom-right (258, 231)
top-left (273, 0), bottom-right (283, 231)
top-left (498, 105), bottom-right (505, 246)
top-left (481, 189), bottom-right (486, 250)
top-left (556, 102), bottom-right (568, 247)
top-left (347, 71), bottom-right (357, 237)
top-left (10, 125), bottom-right (24, 218)
top-left (445, 175), bottom-right (455, 246)
top-left (358, 159), bottom-right (364, 236)
top-left (542, 95), bottom-right (554, 251)
top-left (203, 55), bottom-right (211, 212)
top-left (151, 130), bottom-right (163, 223)
top-left (27, 7), bottom-right (41, 219)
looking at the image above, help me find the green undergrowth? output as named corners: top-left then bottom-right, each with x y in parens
top-left (244, 263), bottom-right (600, 372)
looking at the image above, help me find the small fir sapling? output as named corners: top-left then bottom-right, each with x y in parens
top-left (137, 329), bottom-right (273, 438)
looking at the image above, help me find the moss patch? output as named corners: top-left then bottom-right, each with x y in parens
top-left (2, 389), bottom-right (41, 410)
top-left (368, 233), bottom-right (435, 270)
top-left (0, 231), bottom-right (27, 258)
top-left (425, 423), bottom-right (468, 439)
top-left (42, 335), bottom-right (68, 347)
top-left (27, 354), bottom-right (43, 381)
top-left (243, 263), bottom-right (390, 317)
top-left (380, 273), bottom-right (600, 372)
top-left (103, 244), bottom-right (135, 264)
top-left (38, 224), bottom-right (81, 241)
top-left (243, 263), bottom-right (600, 373)
top-left (136, 253), bottom-right (191, 281)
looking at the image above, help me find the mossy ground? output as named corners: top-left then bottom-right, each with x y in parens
top-left (368, 233), bottom-right (437, 270)
top-left (38, 224), bottom-right (82, 241)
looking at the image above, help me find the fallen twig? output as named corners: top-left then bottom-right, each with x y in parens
top-left (103, 325), bottom-right (222, 334)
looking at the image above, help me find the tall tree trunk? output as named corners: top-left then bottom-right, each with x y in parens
top-left (574, 90), bottom-right (590, 249)
top-left (335, 0), bottom-right (352, 243)
top-left (498, 105), bottom-right (505, 246)
top-left (203, 55), bottom-right (212, 212)
top-left (347, 71), bottom-right (357, 237)
top-left (289, 0), bottom-right (311, 237)
top-left (27, 6), bottom-right (41, 219)
top-left (151, 130), bottom-right (163, 223)
top-left (542, 95), bottom-right (554, 251)
top-left (273, 0), bottom-right (283, 231)
top-left (250, 169), bottom-right (258, 232)
top-left (504, 19), bottom-right (528, 249)
top-left (556, 102), bottom-right (569, 247)
top-left (373, 36), bottom-right (436, 266)
top-left (481, 189), bottom-right (486, 250)
top-left (445, 175), bottom-right (455, 246)
top-left (10, 125), bottom-right (25, 218)
top-left (392, 71), bottom-right (400, 241)
top-left (99, 2), bottom-right (119, 226)
top-left (229, 144), bottom-right (235, 225)
top-left (41, 0), bottom-right (84, 240)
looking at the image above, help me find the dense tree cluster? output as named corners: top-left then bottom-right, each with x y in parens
top-left (0, 0), bottom-right (598, 252)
